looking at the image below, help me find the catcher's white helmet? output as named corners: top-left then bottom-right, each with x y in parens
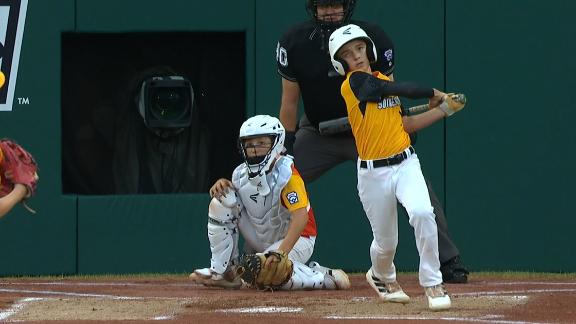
top-left (238, 115), bottom-right (285, 177)
top-left (328, 24), bottom-right (377, 76)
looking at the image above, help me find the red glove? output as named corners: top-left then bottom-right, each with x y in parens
top-left (0, 139), bottom-right (39, 199)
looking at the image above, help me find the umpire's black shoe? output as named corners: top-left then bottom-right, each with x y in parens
top-left (441, 256), bottom-right (469, 284)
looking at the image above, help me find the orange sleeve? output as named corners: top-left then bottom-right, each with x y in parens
top-left (281, 165), bottom-right (317, 237)
top-left (280, 166), bottom-right (309, 211)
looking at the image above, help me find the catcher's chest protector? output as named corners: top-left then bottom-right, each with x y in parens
top-left (232, 156), bottom-right (293, 246)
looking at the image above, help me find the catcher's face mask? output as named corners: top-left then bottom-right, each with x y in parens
top-left (241, 136), bottom-right (274, 166)
top-left (238, 115), bottom-right (285, 179)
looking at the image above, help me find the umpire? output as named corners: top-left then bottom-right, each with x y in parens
top-left (277, 0), bottom-right (469, 283)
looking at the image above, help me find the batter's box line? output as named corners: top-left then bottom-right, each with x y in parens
top-left (454, 288), bottom-right (576, 297)
top-left (0, 288), bottom-right (141, 300)
top-left (0, 281), bottom-right (196, 287)
top-left (0, 297), bottom-right (44, 321)
top-left (486, 281), bottom-right (576, 286)
top-left (325, 314), bottom-right (551, 324)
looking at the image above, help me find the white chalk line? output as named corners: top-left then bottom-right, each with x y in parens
top-left (454, 288), bottom-right (576, 297)
top-left (0, 289), bottom-right (189, 322)
top-left (0, 281), bottom-right (196, 287)
top-left (486, 281), bottom-right (576, 286)
top-left (217, 306), bottom-right (303, 313)
top-left (325, 314), bottom-right (551, 324)
top-left (0, 288), bottom-right (141, 299)
top-left (0, 297), bottom-right (44, 321)
top-left (0, 280), bottom-right (573, 288)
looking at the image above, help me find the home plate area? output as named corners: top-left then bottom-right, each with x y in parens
top-left (0, 274), bottom-right (574, 323)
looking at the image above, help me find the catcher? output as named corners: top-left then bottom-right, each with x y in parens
top-left (189, 115), bottom-right (350, 291)
top-left (0, 139), bottom-right (39, 218)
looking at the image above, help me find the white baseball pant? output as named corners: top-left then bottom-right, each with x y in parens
top-left (357, 152), bottom-right (443, 287)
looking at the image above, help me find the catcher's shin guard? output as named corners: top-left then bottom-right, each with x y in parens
top-left (207, 198), bottom-right (239, 274)
top-left (281, 261), bottom-right (331, 290)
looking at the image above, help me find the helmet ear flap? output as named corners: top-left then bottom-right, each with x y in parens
top-left (237, 138), bottom-right (244, 156)
top-left (337, 58), bottom-right (349, 74)
top-left (365, 40), bottom-right (377, 63)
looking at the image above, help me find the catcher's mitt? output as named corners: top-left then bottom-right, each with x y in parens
top-left (239, 251), bottom-right (293, 290)
top-left (0, 139), bottom-right (39, 213)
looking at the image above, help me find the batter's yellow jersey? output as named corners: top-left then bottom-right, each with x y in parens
top-left (341, 71), bottom-right (411, 160)
top-left (280, 165), bottom-right (317, 237)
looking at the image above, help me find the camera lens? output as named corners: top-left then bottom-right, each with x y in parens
top-left (150, 88), bottom-right (189, 121)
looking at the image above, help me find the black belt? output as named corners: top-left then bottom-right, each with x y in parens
top-left (359, 146), bottom-right (415, 169)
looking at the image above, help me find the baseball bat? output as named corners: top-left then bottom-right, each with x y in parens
top-left (407, 93), bottom-right (466, 116)
top-left (407, 103), bottom-right (429, 115)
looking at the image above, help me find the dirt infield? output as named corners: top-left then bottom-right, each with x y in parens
top-left (1, 273), bottom-right (575, 323)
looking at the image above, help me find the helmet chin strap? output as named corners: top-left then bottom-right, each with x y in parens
top-left (245, 154), bottom-right (280, 196)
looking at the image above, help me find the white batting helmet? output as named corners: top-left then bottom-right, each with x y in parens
top-left (328, 24), bottom-right (377, 76)
top-left (238, 115), bottom-right (285, 177)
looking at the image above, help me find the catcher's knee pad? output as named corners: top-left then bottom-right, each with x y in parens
top-left (281, 261), bottom-right (325, 290)
top-left (207, 198), bottom-right (239, 274)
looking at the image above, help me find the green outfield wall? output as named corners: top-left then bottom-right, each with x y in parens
top-left (0, 0), bottom-right (574, 275)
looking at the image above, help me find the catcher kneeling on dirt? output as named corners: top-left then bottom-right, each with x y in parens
top-left (190, 115), bottom-right (350, 291)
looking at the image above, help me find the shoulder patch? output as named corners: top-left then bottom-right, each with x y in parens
top-left (286, 191), bottom-right (299, 205)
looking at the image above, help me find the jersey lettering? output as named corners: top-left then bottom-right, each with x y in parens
top-left (377, 96), bottom-right (401, 109)
top-left (276, 42), bottom-right (288, 67)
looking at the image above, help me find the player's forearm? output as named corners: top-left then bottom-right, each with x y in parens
top-left (278, 208), bottom-right (308, 253)
top-left (279, 103), bottom-right (299, 132)
top-left (0, 184), bottom-right (27, 218)
top-left (279, 78), bottom-right (301, 131)
top-left (403, 108), bottom-right (446, 133)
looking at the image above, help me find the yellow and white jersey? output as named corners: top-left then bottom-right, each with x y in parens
top-left (341, 71), bottom-right (411, 160)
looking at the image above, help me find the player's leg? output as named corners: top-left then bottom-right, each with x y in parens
top-left (425, 179), bottom-right (469, 283)
top-left (265, 236), bottom-right (315, 264)
top-left (358, 164), bottom-right (399, 282)
top-left (357, 163), bottom-right (409, 302)
top-left (266, 237), bottom-right (350, 290)
top-left (280, 260), bottom-right (350, 290)
top-left (396, 154), bottom-right (451, 310)
top-left (189, 198), bottom-right (241, 289)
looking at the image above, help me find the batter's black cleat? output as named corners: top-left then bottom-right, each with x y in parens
top-left (440, 256), bottom-right (469, 284)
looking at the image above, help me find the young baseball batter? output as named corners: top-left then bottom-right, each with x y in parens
top-left (328, 24), bottom-right (466, 311)
top-left (189, 114), bottom-right (350, 291)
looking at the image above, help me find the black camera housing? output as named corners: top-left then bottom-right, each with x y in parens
top-left (137, 76), bottom-right (194, 129)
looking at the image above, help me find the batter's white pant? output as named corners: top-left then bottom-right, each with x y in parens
top-left (357, 153), bottom-right (443, 287)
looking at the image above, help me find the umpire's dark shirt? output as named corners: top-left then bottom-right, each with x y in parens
top-left (277, 20), bottom-right (395, 129)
